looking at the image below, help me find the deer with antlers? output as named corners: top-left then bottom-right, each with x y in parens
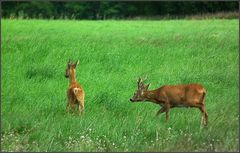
top-left (65, 59), bottom-right (85, 114)
top-left (130, 78), bottom-right (208, 125)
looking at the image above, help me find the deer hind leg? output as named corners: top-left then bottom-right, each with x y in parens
top-left (198, 93), bottom-right (208, 126)
top-left (66, 102), bottom-right (70, 113)
top-left (203, 106), bottom-right (208, 125)
top-left (66, 95), bottom-right (74, 113)
top-left (76, 94), bottom-right (84, 115)
top-left (199, 105), bottom-right (208, 126)
top-left (70, 102), bottom-right (76, 113)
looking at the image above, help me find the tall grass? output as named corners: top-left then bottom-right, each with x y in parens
top-left (1, 19), bottom-right (239, 152)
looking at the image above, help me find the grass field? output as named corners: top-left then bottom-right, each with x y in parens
top-left (1, 19), bottom-right (239, 152)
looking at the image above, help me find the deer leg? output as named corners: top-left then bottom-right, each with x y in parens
top-left (79, 102), bottom-right (84, 115)
top-left (156, 107), bottom-right (166, 117)
top-left (78, 100), bottom-right (84, 115)
top-left (199, 105), bottom-right (208, 126)
top-left (66, 102), bottom-right (70, 113)
top-left (67, 92), bottom-right (75, 113)
top-left (165, 105), bottom-right (170, 121)
top-left (66, 96), bottom-right (73, 113)
top-left (76, 94), bottom-right (84, 115)
top-left (70, 103), bottom-right (76, 113)
top-left (199, 93), bottom-right (208, 126)
top-left (166, 110), bottom-right (170, 121)
top-left (203, 106), bottom-right (208, 125)
top-left (205, 112), bottom-right (208, 125)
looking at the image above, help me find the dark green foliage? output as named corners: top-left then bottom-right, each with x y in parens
top-left (2, 1), bottom-right (238, 19)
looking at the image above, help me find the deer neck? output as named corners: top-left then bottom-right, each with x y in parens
top-left (142, 90), bottom-right (158, 103)
top-left (69, 72), bottom-right (77, 84)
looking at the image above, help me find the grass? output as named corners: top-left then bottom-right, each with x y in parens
top-left (1, 19), bottom-right (239, 152)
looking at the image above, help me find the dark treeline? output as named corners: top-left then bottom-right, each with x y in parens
top-left (2, 1), bottom-right (238, 20)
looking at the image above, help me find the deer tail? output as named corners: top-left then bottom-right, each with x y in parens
top-left (73, 88), bottom-right (80, 95)
top-left (201, 90), bottom-right (206, 104)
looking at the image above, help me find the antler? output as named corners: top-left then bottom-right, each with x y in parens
top-left (138, 77), bottom-right (145, 88)
top-left (139, 76), bottom-right (148, 83)
top-left (137, 76), bottom-right (149, 88)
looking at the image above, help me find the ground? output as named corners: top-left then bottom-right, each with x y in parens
top-left (1, 19), bottom-right (239, 151)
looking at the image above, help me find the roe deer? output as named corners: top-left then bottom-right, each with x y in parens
top-left (130, 78), bottom-right (208, 125)
top-left (65, 59), bottom-right (85, 114)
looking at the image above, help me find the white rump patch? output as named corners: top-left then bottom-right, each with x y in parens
top-left (73, 88), bottom-right (80, 94)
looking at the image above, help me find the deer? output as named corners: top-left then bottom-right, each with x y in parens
top-left (130, 78), bottom-right (208, 125)
top-left (65, 59), bottom-right (85, 114)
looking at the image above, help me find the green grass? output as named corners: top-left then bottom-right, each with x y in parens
top-left (1, 19), bottom-right (239, 152)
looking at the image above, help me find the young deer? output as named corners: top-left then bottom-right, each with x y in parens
top-left (65, 59), bottom-right (85, 114)
top-left (130, 78), bottom-right (208, 125)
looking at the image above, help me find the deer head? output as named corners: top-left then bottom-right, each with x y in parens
top-left (65, 59), bottom-right (79, 78)
top-left (130, 77), bottom-right (150, 102)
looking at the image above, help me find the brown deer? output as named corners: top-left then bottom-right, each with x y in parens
top-left (130, 78), bottom-right (208, 125)
top-left (65, 59), bottom-right (85, 114)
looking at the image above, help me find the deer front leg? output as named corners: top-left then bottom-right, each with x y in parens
top-left (165, 104), bottom-right (170, 121)
top-left (66, 91), bottom-right (72, 113)
top-left (156, 107), bottom-right (166, 117)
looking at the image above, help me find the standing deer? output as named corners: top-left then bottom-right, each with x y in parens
top-left (130, 78), bottom-right (208, 125)
top-left (65, 59), bottom-right (85, 114)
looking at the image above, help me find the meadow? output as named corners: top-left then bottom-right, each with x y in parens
top-left (1, 19), bottom-right (239, 152)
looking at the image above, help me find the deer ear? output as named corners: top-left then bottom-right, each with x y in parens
top-left (137, 77), bottom-right (141, 87)
top-left (67, 59), bottom-right (71, 66)
top-left (76, 60), bottom-right (80, 65)
top-left (138, 80), bottom-right (145, 89)
top-left (74, 60), bottom-right (80, 67)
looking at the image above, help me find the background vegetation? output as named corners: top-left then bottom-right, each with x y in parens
top-left (2, 1), bottom-right (239, 20)
top-left (1, 19), bottom-right (238, 151)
